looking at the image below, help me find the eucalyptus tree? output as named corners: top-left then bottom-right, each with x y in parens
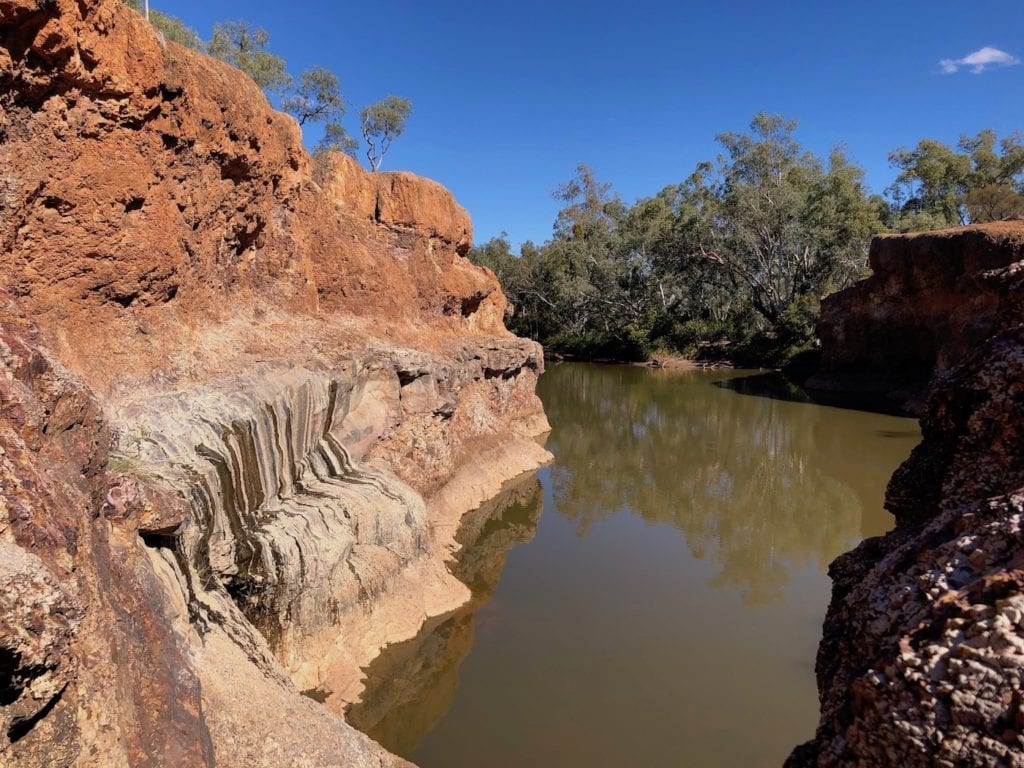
top-left (285, 68), bottom-right (360, 158)
top-left (360, 96), bottom-right (413, 171)
top-left (887, 129), bottom-right (1024, 229)
top-left (315, 123), bottom-right (359, 157)
top-left (680, 113), bottom-right (881, 324)
top-left (282, 67), bottom-right (345, 126)
top-left (207, 21), bottom-right (291, 94)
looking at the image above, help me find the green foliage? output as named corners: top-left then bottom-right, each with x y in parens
top-left (207, 21), bottom-right (291, 94)
top-left (151, 10), bottom-right (201, 49)
top-left (475, 114), bottom-right (886, 367)
top-left (360, 96), bottom-right (413, 172)
top-left (964, 183), bottom-right (1024, 223)
top-left (886, 129), bottom-right (1024, 230)
top-left (283, 67), bottom-right (345, 126)
top-left (681, 113), bottom-right (882, 324)
top-left (315, 123), bottom-right (359, 157)
top-left (732, 293), bottom-right (821, 367)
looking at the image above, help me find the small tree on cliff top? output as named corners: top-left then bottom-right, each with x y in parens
top-left (360, 96), bottom-right (413, 172)
top-left (315, 123), bottom-right (359, 158)
top-left (207, 21), bottom-right (291, 94)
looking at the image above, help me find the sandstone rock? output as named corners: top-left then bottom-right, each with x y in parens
top-left (789, 326), bottom-right (1024, 766)
top-left (0, 305), bottom-right (214, 768)
top-left (807, 222), bottom-right (1024, 414)
top-left (0, 0), bottom-right (551, 765)
top-left (320, 152), bottom-right (473, 254)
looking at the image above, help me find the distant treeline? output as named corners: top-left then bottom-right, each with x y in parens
top-left (121, 1), bottom-right (411, 170)
top-left (469, 116), bottom-right (1024, 364)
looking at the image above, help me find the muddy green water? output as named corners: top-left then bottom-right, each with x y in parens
top-left (347, 363), bottom-right (920, 767)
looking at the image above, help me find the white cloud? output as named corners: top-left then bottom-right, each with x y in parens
top-left (940, 46), bottom-right (1020, 74)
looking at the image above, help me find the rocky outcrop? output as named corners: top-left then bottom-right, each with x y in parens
top-left (0, 1), bottom-right (549, 766)
top-left (789, 327), bottom-right (1024, 765)
top-left (806, 223), bottom-right (1024, 413)
top-left (0, 304), bottom-right (214, 768)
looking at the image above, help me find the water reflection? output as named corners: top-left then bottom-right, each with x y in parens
top-left (348, 363), bottom-right (920, 767)
top-left (540, 364), bottom-right (917, 605)
top-left (345, 474), bottom-right (543, 751)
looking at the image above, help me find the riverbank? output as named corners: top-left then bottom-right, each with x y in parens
top-left (0, 2), bottom-right (551, 765)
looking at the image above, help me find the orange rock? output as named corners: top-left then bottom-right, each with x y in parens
top-left (0, 1), bottom-right (547, 766)
top-left (807, 222), bottom-right (1024, 413)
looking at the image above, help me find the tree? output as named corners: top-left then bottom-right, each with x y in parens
top-left (360, 96), bottom-right (413, 172)
top-left (964, 184), bottom-right (1024, 222)
top-left (681, 113), bottom-right (881, 324)
top-left (315, 123), bottom-right (359, 157)
top-left (152, 12), bottom-right (202, 49)
top-left (886, 129), bottom-right (1024, 229)
top-left (207, 21), bottom-right (291, 95)
top-left (471, 116), bottom-right (886, 364)
top-left (553, 164), bottom-right (622, 240)
top-left (282, 67), bottom-right (345, 126)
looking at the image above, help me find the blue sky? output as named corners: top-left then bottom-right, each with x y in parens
top-left (157, 0), bottom-right (1022, 247)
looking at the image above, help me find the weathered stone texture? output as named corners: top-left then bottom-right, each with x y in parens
top-left (0, 0), bottom-right (550, 765)
top-left (807, 222), bottom-right (1024, 413)
top-left (790, 328), bottom-right (1024, 766)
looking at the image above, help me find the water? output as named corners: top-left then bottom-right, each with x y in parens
top-left (347, 363), bottom-right (920, 767)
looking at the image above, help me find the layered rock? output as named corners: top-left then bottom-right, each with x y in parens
top-left (806, 223), bottom-right (1024, 413)
top-left (789, 328), bottom-right (1024, 761)
top-left (0, 0), bottom-right (550, 766)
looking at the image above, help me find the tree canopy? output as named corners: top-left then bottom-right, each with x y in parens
top-left (315, 123), bottom-right (360, 158)
top-left (683, 114), bottom-right (882, 323)
top-left (470, 114), bottom-right (883, 364)
top-left (207, 21), bottom-right (291, 94)
top-left (886, 129), bottom-right (1024, 230)
top-left (282, 67), bottom-right (345, 126)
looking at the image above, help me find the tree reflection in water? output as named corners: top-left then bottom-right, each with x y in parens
top-left (539, 363), bottom-right (919, 606)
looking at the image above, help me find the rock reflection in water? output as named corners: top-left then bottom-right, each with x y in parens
top-left (345, 473), bottom-right (543, 755)
top-left (542, 364), bottom-right (918, 606)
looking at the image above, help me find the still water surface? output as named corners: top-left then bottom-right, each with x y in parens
top-left (347, 363), bottom-right (920, 767)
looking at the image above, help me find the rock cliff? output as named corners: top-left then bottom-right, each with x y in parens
top-left (0, 1), bottom-right (550, 766)
top-left (790, 327), bottom-right (1024, 766)
top-left (790, 230), bottom-right (1024, 765)
top-left (806, 223), bottom-right (1024, 414)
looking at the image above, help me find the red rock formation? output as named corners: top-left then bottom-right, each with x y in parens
top-left (807, 223), bottom-right (1024, 413)
top-left (790, 327), bottom-right (1024, 766)
top-left (0, 299), bottom-right (213, 768)
top-left (0, 1), bottom-right (549, 766)
top-left (0, 0), bottom-right (510, 393)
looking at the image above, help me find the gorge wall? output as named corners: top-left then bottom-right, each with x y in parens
top-left (0, 1), bottom-right (550, 766)
top-left (790, 224), bottom-right (1024, 766)
top-left (806, 223), bottom-right (1024, 414)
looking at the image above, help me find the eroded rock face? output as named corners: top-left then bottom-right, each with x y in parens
top-left (0, 0), bottom-right (510, 392)
top-left (0, 0), bottom-right (550, 765)
top-left (806, 223), bottom-right (1024, 413)
top-left (789, 327), bottom-right (1024, 767)
top-left (0, 303), bottom-right (213, 768)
